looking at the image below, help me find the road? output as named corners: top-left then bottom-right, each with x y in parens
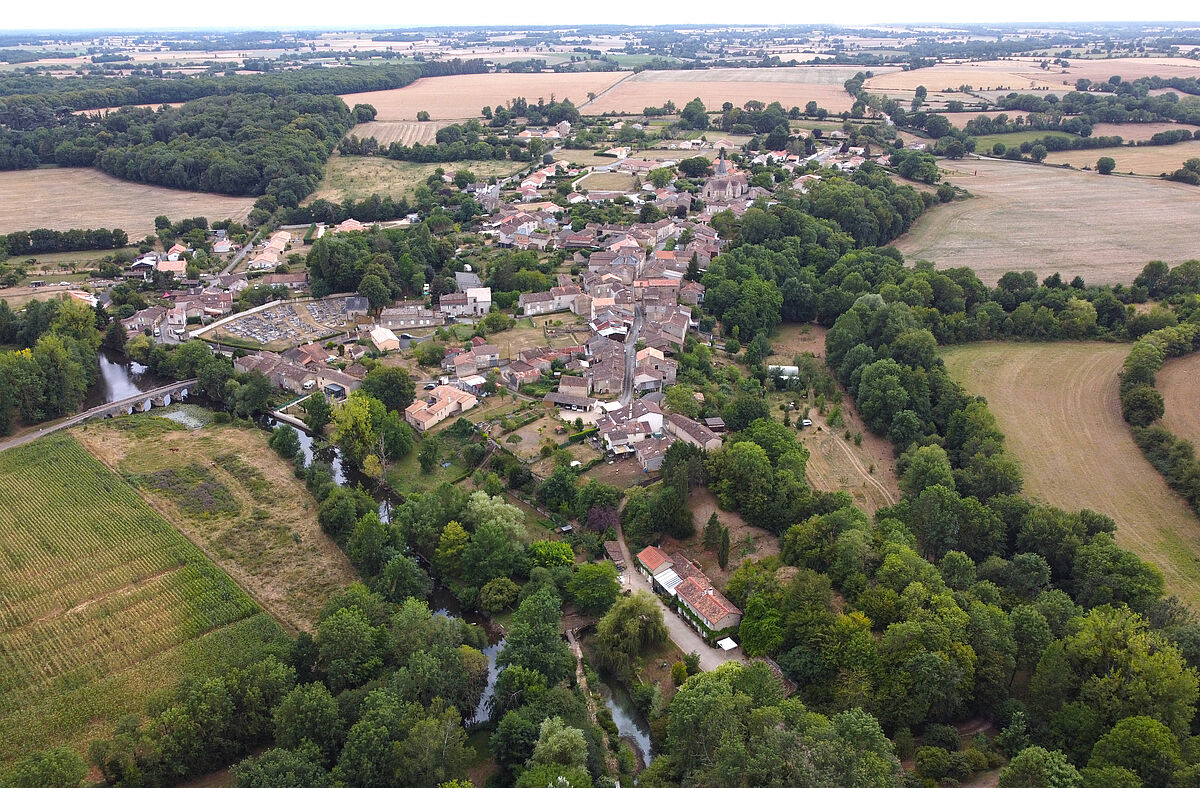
top-left (220, 232), bottom-right (258, 276)
top-left (619, 306), bottom-right (643, 406)
top-left (0, 380), bottom-right (196, 453)
top-left (613, 523), bottom-right (743, 672)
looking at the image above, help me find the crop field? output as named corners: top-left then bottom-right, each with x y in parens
top-left (1158, 353), bottom-right (1200, 447)
top-left (865, 57), bottom-right (1200, 93)
top-left (584, 66), bottom-right (880, 115)
top-left (73, 415), bottom-right (356, 631)
top-left (309, 155), bottom-right (524, 204)
top-left (944, 110), bottom-right (1032, 129)
top-left (347, 120), bottom-right (443, 146)
top-left (0, 168), bottom-right (254, 238)
top-left (1042, 140), bottom-right (1200, 175)
top-left (340, 72), bottom-right (630, 120)
top-left (0, 435), bottom-right (282, 770)
top-left (1088, 121), bottom-right (1200, 142)
top-left (892, 157), bottom-right (1200, 285)
top-left (941, 342), bottom-right (1200, 609)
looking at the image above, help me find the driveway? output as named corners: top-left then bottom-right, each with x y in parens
top-left (614, 524), bottom-right (744, 672)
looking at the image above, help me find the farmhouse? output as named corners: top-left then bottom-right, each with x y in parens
top-left (404, 385), bottom-right (478, 432)
top-left (676, 576), bottom-right (742, 632)
top-left (666, 413), bottom-right (723, 451)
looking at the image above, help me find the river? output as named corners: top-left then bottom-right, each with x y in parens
top-left (600, 679), bottom-right (654, 767)
top-left (83, 347), bottom-right (172, 409)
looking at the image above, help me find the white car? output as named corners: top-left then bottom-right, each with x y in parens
top-left (801, 419), bottom-right (813, 427)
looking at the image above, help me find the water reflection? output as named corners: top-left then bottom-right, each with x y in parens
top-left (83, 348), bottom-right (171, 408)
top-left (602, 680), bottom-right (653, 766)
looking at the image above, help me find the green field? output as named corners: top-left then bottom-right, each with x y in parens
top-left (970, 130), bottom-right (1076, 153)
top-left (0, 436), bottom-right (284, 771)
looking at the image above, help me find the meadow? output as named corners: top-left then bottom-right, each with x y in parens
top-left (584, 66), bottom-right (874, 115)
top-left (0, 435), bottom-right (283, 771)
top-left (308, 154), bottom-right (525, 203)
top-left (1042, 140), bottom-right (1200, 175)
top-left (575, 171), bottom-right (639, 191)
top-left (1158, 353), bottom-right (1200, 448)
top-left (0, 168), bottom-right (255, 237)
top-left (73, 415), bottom-right (357, 631)
top-left (942, 342), bottom-right (1200, 609)
top-left (892, 157), bottom-right (1200, 284)
top-left (969, 130), bottom-right (1075, 152)
top-left (339, 72), bottom-right (630, 121)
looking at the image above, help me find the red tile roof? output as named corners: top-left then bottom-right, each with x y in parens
top-left (636, 546), bottom-right (672, 574)
top-left (676, 576), bottom-right (741, 625)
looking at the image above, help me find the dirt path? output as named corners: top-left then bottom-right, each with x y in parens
top-left (566, 628), bottom-right (619, 774)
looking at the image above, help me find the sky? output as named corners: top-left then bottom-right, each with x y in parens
top-left (3, 0), bottom-right (1199, 32)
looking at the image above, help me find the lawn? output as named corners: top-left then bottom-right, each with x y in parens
top-left (0, 435), bottom-right (284, 773)
top-left (386, 436), bottom-right (469, 494)
top-left (942, 342), bottom-right (1200, 609)
top-left (72, 414), bottom-right (357, 632)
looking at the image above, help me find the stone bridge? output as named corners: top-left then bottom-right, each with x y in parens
top-left (0, 379), bottom-right (198, 453)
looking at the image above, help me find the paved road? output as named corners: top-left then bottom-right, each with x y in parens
top-left (619, 306), bottom-right (643, 406)
top-left (613, 523), bottom-right (743, 672)
top-left (0, 380), bottom-right (196, 453)
top-left (220, 230), bottom-right (260, 276)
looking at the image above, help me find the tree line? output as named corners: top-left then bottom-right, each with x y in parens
top-left (0, 227), bottom-right (128, 259)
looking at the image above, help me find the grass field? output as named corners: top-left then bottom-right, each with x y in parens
top-left (865, 57), bottom-right (1200, 93)
top-left (941, 342), bottom-right (1200, 609)
top-left (73, 415), bottom-right (356, 631)
top-left (0, 435), bottom-right (283, 771)
top-left (945, 110), bottom-right (1032, 129)
top-left (585, 66), bottom-right (875, 115)
top-left (347, 120), bottom-right (444, 146)
top-left (340, 72), bottom-right (630, 121)
top-left (575, 171), bottom-right (639, 191)
top-left (893, 157), bottom-right (1200, 285)
top-left (1158, 353), bottom-right (1200, 447)
top-left (1042, 140), bottom-right (1200, 175)
top-left (1089, 122), bottom-right (1200, 142)
top-left (308, 155), bottom-right (524, 203)
top-left (0, 168), bottom-right (255, 237)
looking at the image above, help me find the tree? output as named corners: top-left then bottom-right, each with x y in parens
top-left (1030, 144), bottom-right (1048, 162)
top-left (102, 319), bottom-right (126, 353)
top-left (678, 156), bottom-right (712, 178)
top-left (1121, 384), bottom-right (1163, 427)
top-left (529, 716), bottom-right (588, 769)
top-left (528, 540), bottom-right (574, 569)
top-left (233, 746), bottom-right (332, 788)
top-left (417, 110), bottom-right (431, 121)
top-left (594, 591), bottom-right (669, 678)
top-left (268, 424), bottom-right (301, 460)
top-left (418, 437), bottom-right (440, 473)
top-left (479, 577), bottom-right (520, 614)
top-left (900, 444), bottom-right (955, 497)
top-left (717, 525), bottom-right (731, 569)
top-left (499, 587), bottom-right (574, 685)
top-left (739, 595), bottom-right (783, 656)
top-left (998, 746), bottom-right (1081, 788)
top-left (359, 366), bottom-right (415, 413)
top-left (567, 562), bottom-right (620, 615)
top-left (461, 520), bottom-right (526, 587)
top-left (2, 747), bottom-right (88, 788)
top-left (1087, 716), bottom-right (1181, 788)
top-left (377, 553), bottom-right (432, 602)
top-left (273, 683), bottom-right (343, 760)
top-left (1096, 157), bottom-right (1116, 175)
top-left (316, 606), bottom-right (385, 692)
top-left (303, 393), bottom-right (333, 435)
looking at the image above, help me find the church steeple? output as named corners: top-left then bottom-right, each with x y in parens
top-left (715, 147), bottom-right (728, 176)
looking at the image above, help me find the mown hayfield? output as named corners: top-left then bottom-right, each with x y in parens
top-left (865, 56), bottom-right (1200, 93)
top-left (308, 154), bottom-right (524, 203)
top-left (1089, 121), bottom-right (1200, 142)
top-left (893, 157), bottom-right (1200, 285)
top-left (340, 72), bottom-right (630, 121)
top-left (941, 342), bottom-right (1200, 609)
top-left (0, 435), bottom-right (283, 772)
top-left (1158, 353), bottom-right (1200, 447)
top-left (347, 120), bottom-right (443, 146)
top-left (1042, 140), bottom-right (1200, 175)
top-left (575, 171), bottom-right (639, 191)
top-left (585, 66), bottom-right (878, 115)
top-left (969, 130), bottom-right (1076, 152)
top-left (0, 168), bottom-right (254, 237)
top-left (944, 110), bottom-right (1031, 129)
top-left (73, 415), bottom-right (357, 631)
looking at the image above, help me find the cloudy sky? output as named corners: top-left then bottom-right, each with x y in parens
top-left (3, 1), bottom-right (1198, 31)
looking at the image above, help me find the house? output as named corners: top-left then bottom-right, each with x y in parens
top-left (545, 391), bottom-right (595, 411)
top-left (261, 272), bottom-right (309, 290)
top-left (380, 305), bottom-right (440, 330)
top-left (332, 217), bottom-right (366, 234)
top-left (121, 306), bottom-right (167, 337)
top-left (234, 352), bottom-right (316, 394)
top-left (519, 286), bottom-right (579, 316)
top-left (212, 239), bottom-right (233, 254)
top-left (559, 374), bottom-right (591, 396)
top-left (404, 385), bottom-right (478, 432)
top-left (666, 413), bottom-right (722, 451)
top-left (157, 257), bottom-right (187, 277)
top-left (676, 576), bottom-right (742, 632)
top-left (370, 326), bottom-right (400, 352)
top-left (455, 270), bottom-right (483, 291)
top-left (679, 280), bottom-right (706, 305)
top-left (166, 243), bottom-right (188, 261)
top-left (588, 357), bottom-right (624, 396)
top-left (635, 434), bottom-right (676, 472)
top-left (505, 360), bottom-right (543, 390)
top-left (635, 546), bottom-right (684, 595)
top-left (345, 296), bottom-right (370, 316)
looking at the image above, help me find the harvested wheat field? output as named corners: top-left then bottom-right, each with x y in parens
top-left (585, 66), bottom-right (882, 114)
top-left (893, 157), bottom-right (1200, 285)
top-left (866, 57), bottom-right (1200, 93)
top-left (340, 72), bottom-right (630, 120)
top-left (942, 342), bottom-right (1200, 609)
top-left (1088, 121), bottom-right (1200, 142)
top-left (73, 415), bottom-right (356, 631)
top-left (347, 120), bottom-right (444, 146)
top-left (0, 168), bottom-right (254, 237)
top-left (1158, 353), bottom-right (1200, 447)
top-left (944, 110), bottom-right (1031, 128)
top-left (1042, 140), bottom-right (1200, 175)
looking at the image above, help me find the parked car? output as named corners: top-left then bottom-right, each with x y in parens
top-left (423, 383), bottom-right (437, 390)
top-left (801, 419), bottom-right (813, 427)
